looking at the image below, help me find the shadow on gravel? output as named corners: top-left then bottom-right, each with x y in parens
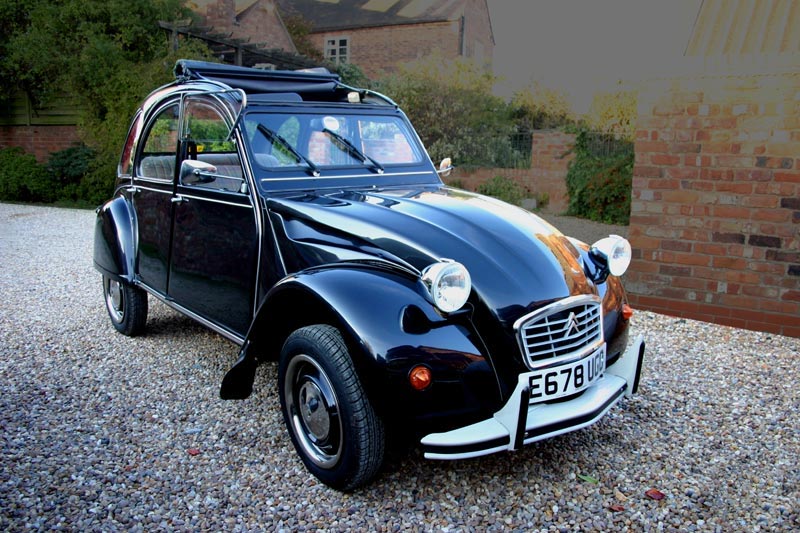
top-left (366, 404), bottom-right (649, 497)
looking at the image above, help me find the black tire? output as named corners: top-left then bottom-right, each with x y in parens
top-left (279, 325), bottom-right (385, 491)
top-left (102, 275), bottom-right (148, 336)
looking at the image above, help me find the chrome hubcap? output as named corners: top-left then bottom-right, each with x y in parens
top-left (285, 354), bottom-right (342, 469)
top-left (299, 381), bottom-right (331, 440)
top-left (104, 278), bottom-right (124, 323)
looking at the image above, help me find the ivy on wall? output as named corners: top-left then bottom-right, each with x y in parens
top-left (565, 130), bottom-right (634, 225)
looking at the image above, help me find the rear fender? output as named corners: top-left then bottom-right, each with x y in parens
top-left (94, 195), bottom-right (137, 283)
top-left (221, 266), bottom-right (501, 424)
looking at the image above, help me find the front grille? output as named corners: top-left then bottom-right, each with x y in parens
top-left (515, 296), bottom-right (603, 368)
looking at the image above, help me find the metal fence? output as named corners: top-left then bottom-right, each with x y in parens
top-left (581, 131), bottom-right (634, 158)
top-left (450, 130), bottom-right (632, 170)
top-left (508, 132), bottom-right (533, 168)
top-left (453, 131), bottom-right (532, 169)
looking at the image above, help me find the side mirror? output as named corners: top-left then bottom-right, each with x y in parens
top-left (437, 157), bottom-right (453, 177)
top-left (180, 159), bottom-right (218, 185)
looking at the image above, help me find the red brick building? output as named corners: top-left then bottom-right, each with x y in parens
top-left (277, 0), bottom-right (494, 78)
top-left (190, 0), bottom-right (297, 53)
top-left (626, 0), bottom-right (800, 337)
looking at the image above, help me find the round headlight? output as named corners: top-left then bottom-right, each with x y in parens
top-left (421, 261), bottom-right (472, 313)
top-left (591, 235), bottom-right (632, 277)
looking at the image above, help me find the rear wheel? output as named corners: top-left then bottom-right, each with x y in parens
top-left (102, 275), bottom-right (148, 336)
top-left (279, 325), bottom-right (385, 491)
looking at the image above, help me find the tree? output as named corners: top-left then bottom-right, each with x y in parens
top-left (584, 83), bottom-right (637, 139)
top-left (510, 81), bottom-right (575, 131)
top-left (377, 54), bottom-right (517, 167)
top-left (0, 0), bottom-right (212, 203)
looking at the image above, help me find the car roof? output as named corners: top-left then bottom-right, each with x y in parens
top-left (172, 60), bottom-right (397, 108)
top-left (174, 60), bottom-right (341, 95)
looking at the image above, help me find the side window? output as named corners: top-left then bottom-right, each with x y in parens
top-left (182, 100), bottom-right (245, 193)
top-left (138, 103), bottom-right (180, 182)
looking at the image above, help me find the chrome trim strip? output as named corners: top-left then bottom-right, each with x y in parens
top-left (136, 282), bottom-right (245, 345)
top-left (176, 193), bottom-right (252, 208)
top-left (134, 176), bottom-right (173, 185)
top-left (512, 295), bottom-right (602, 332)
top-left (133, 184), bottom-right (173, 194)
top-left (235, 128), bottom-right (266, 318)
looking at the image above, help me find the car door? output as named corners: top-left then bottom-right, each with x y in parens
top-left (133, 100), bottom-right (180, 295)
top-left (167, 96), bottom-right (259, 337)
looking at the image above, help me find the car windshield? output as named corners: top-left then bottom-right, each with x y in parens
top-left (243, 112), bottom-right (424, 178)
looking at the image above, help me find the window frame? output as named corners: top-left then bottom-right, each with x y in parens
top-left (135, 100), bottom-right (182, 184)
top-left (179, 95), bottom-right (247, 194)
top-left (324, 36), bottom-right (350, 65)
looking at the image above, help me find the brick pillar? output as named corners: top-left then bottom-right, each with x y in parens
top-left (627, 65), bottom-right (800, 337)
top-left (525, 130), bottom-right (575, 213)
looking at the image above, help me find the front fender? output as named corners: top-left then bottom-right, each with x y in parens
top-left (221, 265), bottom-right (503, 431)
top-left (94, 195), bottom-right (136, 282)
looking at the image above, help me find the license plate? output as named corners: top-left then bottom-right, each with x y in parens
top-left (528, 346), bottom-right (605, 403)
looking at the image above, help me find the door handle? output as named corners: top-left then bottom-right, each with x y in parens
top-left (125, 186), bottom-right (139, 195)
top-left (171, 195), bottom-right (188, 204)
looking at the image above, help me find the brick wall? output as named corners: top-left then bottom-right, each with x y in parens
top-left (237, 0), bottom-right (296, 52)
top-left (0, 125), bottom-right (82, 162)
top-left (628, 62), bottom-right (800, 338)
top-left (449, 130), bottom-right (574, 213)
top-left (204, 0), bottom-right (296, 52)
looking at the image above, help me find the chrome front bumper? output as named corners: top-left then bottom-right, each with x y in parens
top-left (420, 335), bottom-right (646, 460)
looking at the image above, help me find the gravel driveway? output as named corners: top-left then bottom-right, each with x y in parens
top-left (1, 202), bottom-right (797, 532)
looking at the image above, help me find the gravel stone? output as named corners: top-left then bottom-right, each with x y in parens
top-left (1, 203), bottom-right (798, 531)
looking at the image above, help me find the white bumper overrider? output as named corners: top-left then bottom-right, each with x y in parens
top-left (421, 335), bottom-right (645, 460)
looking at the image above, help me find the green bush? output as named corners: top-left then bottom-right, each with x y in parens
top-left (0, 145), bottom-right (105, 206)
top-left (565, 130), bottom-right (633, 224)
top-left (44, 145), bottom-right (97, 203)
top-left (47, 145), bottom-right (95, 185)
top-left (0, 147), bottom-right (56, 203)
top-left (377, 55), bottom-right (521, 168)
top-left (477, 175), bottom-right (526, 206)
top-left (534, 191), bottom-right (550, 210)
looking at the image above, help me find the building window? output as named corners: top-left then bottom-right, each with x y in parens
top-left (325, 37), bottom-right (349, 64)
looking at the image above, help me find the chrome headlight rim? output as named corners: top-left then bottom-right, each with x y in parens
top-left (420, 260), bottom-right (472, 313)
top-left (590, 234), bottom-right (632, 277)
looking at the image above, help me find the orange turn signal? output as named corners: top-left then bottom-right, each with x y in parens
top-left (622, 304), bottom-right (634, 320)
top-left (409, 365), bottom-right (432, 391)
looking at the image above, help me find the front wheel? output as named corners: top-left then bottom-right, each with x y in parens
top-left (102, 275), bottom-right (148, 336)
top-left (279, 325), bottom-right (385, 491)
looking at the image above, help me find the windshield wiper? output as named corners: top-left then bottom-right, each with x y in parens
top-left (322, 127), bottom-right (384, 174)
top-left (256, 124), bottom-right (320, 177)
